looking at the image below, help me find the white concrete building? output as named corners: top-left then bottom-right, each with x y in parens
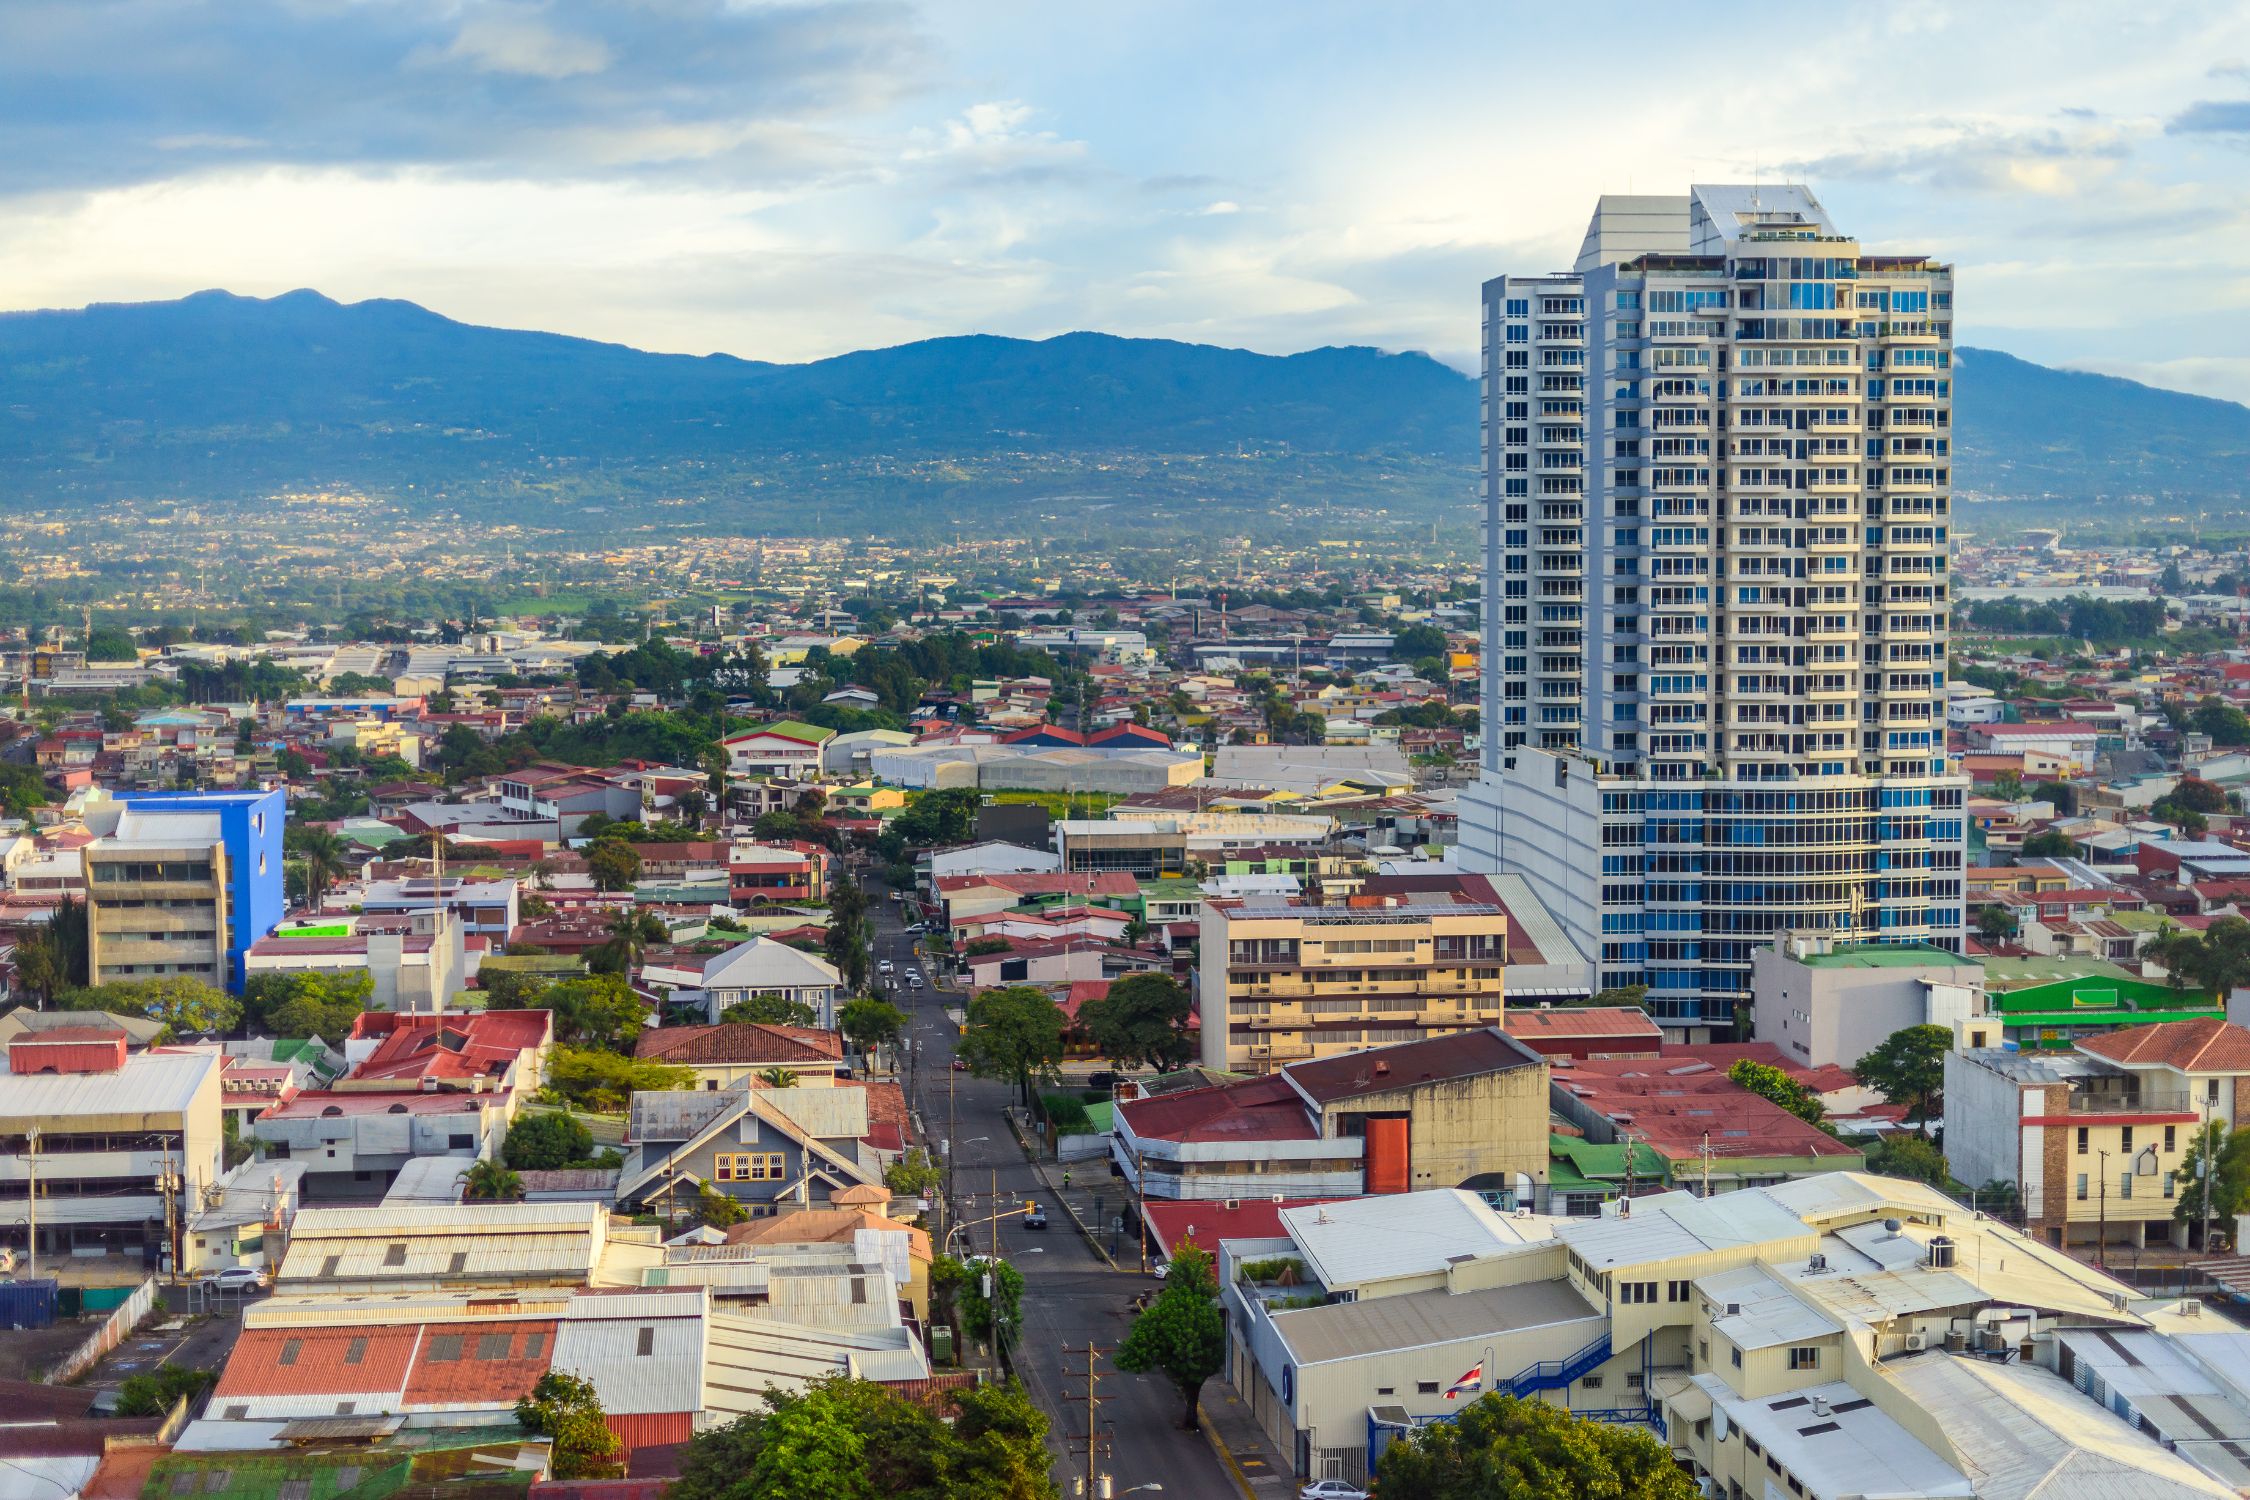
top-left (1459, 185), bottom-right (1967, 1039)
top-left (1749, 933), bottom-right (1984, 1070)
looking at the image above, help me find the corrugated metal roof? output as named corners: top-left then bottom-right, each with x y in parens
top-left (1554, 1189), bottom-right (1817, 1271)
top-left (1273, 1277), bottom-right (1598, 1365)
top-left (551, 1292), bottom-right (706, 1416)
top-left (0, 1048), bottom-right (216, 1129)
top-left (1284, 1190), bottom-right (1549, 1289)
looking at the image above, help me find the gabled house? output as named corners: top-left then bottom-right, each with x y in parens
top-left (618, 1082), bottom-right (888, 1217)
top-left (640, 937), bottom-right (844, 1027)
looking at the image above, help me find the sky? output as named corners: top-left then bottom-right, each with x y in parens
top-left (3, 0), bottom-right (2249, 402)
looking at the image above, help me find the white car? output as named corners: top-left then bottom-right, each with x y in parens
top-left (878, 960), bottom-right (895, 975)
top-left (1299, 1482), bottom-right (1368, 1500)
top-left (200, 1266), bottom-right (264, 1292)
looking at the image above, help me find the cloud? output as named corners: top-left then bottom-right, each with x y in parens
top-left (0, 0), bottom-right (935, 194)
top-left (437, 8), bottom-right (611, 80)
top-left (2169, 99), bottom-right (2250, 133)
top-left (1793, 119), bottom-right (2135, 196)
top-left (1197, 200), bottom-right (1240, 216)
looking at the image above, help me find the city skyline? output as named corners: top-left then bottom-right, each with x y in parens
top-left (0, 2), bottom-right (2245, 402)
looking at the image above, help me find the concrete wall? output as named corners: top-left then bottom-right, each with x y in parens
top-left (1942, 1055), bottom-right (2028, 1194)
top-left (1324, 1062), bottom-right (1549, 1200)
top-left (1751, 948), bottom-right (1974, 1070)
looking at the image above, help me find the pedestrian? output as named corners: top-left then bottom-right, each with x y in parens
top-left (1062, 1170), bottom-right (1072, 1191)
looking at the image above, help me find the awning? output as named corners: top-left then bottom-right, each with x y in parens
top-left (1655, 1375), bottom-right (1711, 1427)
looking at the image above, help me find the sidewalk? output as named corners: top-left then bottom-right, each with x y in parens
top-left (1198, 1378), bottom-right (1292, 1496)
top-left (1009, 1108), bottom-right (1123, 1270)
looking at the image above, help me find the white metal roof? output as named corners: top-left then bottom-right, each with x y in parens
top-left (1282, 1190), bottom-right (1551, 1289)
top-left (0, 1047), bottom-right (216, 1127)
top-left (702, 938), bottom-right (841, 990)
top-left (1886, 1352), bottom-right (2237, 1499)
top-left (702, 1311), bottom-right (928, 1416)
top-left (1704, 1375), bottom-right (1972, 1499)
top-left (1273, 1277), bottom-right (1598, 1366)
top-left (1554, 1189), bottom-right (1816, 1271)
top-left (1699, 1264), bottom-right (1844, 1351)
top-left (552, 1288), bottom-right (708, 1416)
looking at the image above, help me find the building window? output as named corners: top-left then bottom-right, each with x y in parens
top-left (1581, 1375), bottom-right (1603, 1389)
top-left (2121, 1127), bottom-right (2134, 1153)
top-left (1668, 1279), bottom-right (1690, 1302)
top-left (637, 1326), bottom-right (656, 1356)
top-left (2165, 1125), bottom-right (2177, 1152)
top-left (1732, 1347), bottom-right (1743, 1368)
top-left (714, 1152), bottom-right (787, 1182)
top-left (2076, 1173), bottom-right (2088, 1201)
top-left (1416, 1381), bottom-right (1439, 1394)
top-left (2076, 1127), bottom-right (2088, 1156)
top-left (1790, 1346), bottom-right (1819, 1370)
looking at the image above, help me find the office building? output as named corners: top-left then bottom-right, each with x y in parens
top-left (81, 788), bottom-right (285, 992)
top-left (1199, 884), bottom-right (1508, 1073)
top-left (1459, 185), bottom-right (1967, 1038)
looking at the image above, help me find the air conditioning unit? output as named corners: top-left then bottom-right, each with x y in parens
top-left (1904, 1332), bottom-right (1928, 1351)
top-left (1223, 1198), bottom-right (1240, 1211)
top-left (1271, 1194), bottom-right (1286, 1204)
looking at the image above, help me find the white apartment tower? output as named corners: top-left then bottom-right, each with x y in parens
top-left (1459, 185), bottom-right (1967, 1040)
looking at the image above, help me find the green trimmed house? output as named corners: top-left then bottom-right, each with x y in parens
top-left (1979, 955), bottom-right (2222, 1050)
top-left (721, 719), bottom-right (835, 779)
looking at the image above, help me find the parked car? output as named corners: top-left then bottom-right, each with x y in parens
top-left (200, 1266), bottom-right (264, 1292)
top-left (1299, 1482), bottom-right (1368, 1500)
top-left (1087, 1071), bottom-right (1119, 1090)
top-left (1022, 1207), bottom-right (1049, 1230)
top-left (952, 1059), bottom-right (970, 1071)
top-left (878, 960), bottom-right (895, 974)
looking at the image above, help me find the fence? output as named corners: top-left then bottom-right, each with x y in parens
top-left (43, 1276), bottom-right (156, 1384)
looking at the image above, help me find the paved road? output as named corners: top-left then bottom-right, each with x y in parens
top-left (867, 882), bottom-right (1237, 1500)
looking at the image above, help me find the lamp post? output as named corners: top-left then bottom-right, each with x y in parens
top-left (2097, 1147), bottom-right (2111, 1269)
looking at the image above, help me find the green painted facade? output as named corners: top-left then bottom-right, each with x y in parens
top-left (1985, 971), bottom-right (2220, 1049)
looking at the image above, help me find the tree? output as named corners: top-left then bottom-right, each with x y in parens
top-left (2153, 798), bottom-right (2210, 836)
top-left (589, 907), bottom-right (667, 976)
top-left (515, 1371), bottom-right (623, 1480)
top-left (68, 977), bottom-right (239, 1038)
top-left (883, 1146), bottom-right (943, 1199)
top-left (2173, 777), bottom-right (2230, 815)
top-left (284, 824), bottom-right (349, 906)
top-left (1076, 971), bottom-right (1195, 1071)
top-left (823, 873), bottom-right (872, 992)
top-left (956, 985), bottom-right (1068, 1109)
top-left (1975, 903), bottom-right (2019, 942)
top-left (1393, 622), bottom-right (1449, 660)
top-left (667, 1374), bottom-right (1056, 1500)
top-left (838, 997), bottom-right (906, 1060)
top-left (721, 994), bottom-right (820, 1027)
top-left (756, 1067), bottom-right (800, 1089)
top-left (1854, 1024), bottom-right (1953, 1132)
top-left (1867, 1132), bottom-right (1949, 1187)
top-left (2145, 915), bottom-right (2250, 996)
top-left (584, 838), bottom-right (642, 892)
top-left (2173, 1121), bottom-right (2250, 1241)
top-left (1989, 771), bottom-right (2025, 801)
top-left (540, 974), bottom-right (648, 1051)
top-left (2191, 696), bottom-right (2250, 748)
top-left (504, 1111), bottom-right (595, 1171)
top-left (242, 969), bottom-right (372, 1041)
top-left (1373, 1391), bottom-right (1696, 1500)
top-left (1726, 1059), bottom-right (1826, 1127)
top-left (964, 936), bottom-right (1014, 957)
top-left (698, 1183), bottom-right (749, 1227)
top-left (544, 1046), bottom-right (692, 1112)
top-left (459, 1159), bottom-right (524, 1201)
top-left (2032, 779), bottom-right (2079, 817)
top-left (1115, 1242), bottom-right (1225, 1430)
top-left (1572, 983), bottom-right (1648, 1010)
top-left (83, 625), bottom-right (140, 662)
top-left (2020, 829), bottom-right (2079, 858)
top-left (114, 1362), bottom-right (214, 1418)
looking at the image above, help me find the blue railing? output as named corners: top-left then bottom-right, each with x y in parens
top-left (1501, 1333), bottom-right (1612, 1397)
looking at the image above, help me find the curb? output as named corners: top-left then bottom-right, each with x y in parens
top-left (1196, 1397), bottom-right (1259, 1500)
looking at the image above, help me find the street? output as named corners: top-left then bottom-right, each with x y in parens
top-left (868, 885), bottom-right (1240, 1500)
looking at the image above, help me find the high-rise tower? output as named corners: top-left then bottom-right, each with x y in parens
top-left (1458, 185), bottom-right (1967, 1040)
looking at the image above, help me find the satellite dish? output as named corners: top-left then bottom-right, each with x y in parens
top-left (1713, 1406), bottom-right (1729, 1442)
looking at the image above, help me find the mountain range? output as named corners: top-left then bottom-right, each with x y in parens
top-left (0, 288), bottom-right (2245, 527)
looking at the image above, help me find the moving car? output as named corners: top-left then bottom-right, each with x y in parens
top-left (1022, 1206), bottom-right (1049, 1230)
top-left (878, 960), bottom-right (894, 974)
top-left (952, 1058), bottom-right (969, 1071)
top-left (1298, 1483), bottom-right (1368, 1500)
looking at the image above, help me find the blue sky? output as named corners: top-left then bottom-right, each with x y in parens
top-left (3, 0), bottom-right (2248, 401)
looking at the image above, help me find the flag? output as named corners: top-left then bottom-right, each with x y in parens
top-left (1444, 1361), bottom-right (1483, 1400)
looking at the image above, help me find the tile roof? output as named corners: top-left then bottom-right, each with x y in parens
top-left (345, 1010), bottom-right (552, 1085)
top-left (2077, 1017), bottom-right (2250, 1073)
top-left (632, 1023), bottom-right (843, 1066)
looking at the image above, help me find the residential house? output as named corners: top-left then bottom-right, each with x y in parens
top-left (640, 937), bottom-right (844, 1027)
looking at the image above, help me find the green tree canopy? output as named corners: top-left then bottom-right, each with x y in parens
top-left (459, 1159), bottom-right (524, 1201)
top-left (666, 1374), bottom-right (1056, 1500)
top-left (1373, 1391), bottom-right (1697, 1500)
top-left (956, 985), bottom-right (1068, 1109)
top-left (83, 625), bottom-right (140, 662)
top-left (1115, 1242), bottom-right (1225, 1430)
top-left (838, 997), bottom-right (906, 1056)
top-left (65, 977), bottom-right (240, 1038)
top-left (503, 1111), bottom-right (596, 1171)
top-left (1075, 971), bottom-right (1195, 1071)
top-left (584, 838), bottom-right (643, 892)
top-left (242, 969), bottom-right (371, 1042)
top-left (1726, 1059), bottom-right (1826, 1128)
top-left (1853, 1024), bottom-right (1953, 1131)
top-left (544, 1046), bottom-right (691, 1112)
top-left (2019, 829), bottom-right (2080, 858)
top-left (2145, 916), bottom-right (2250, 995)
top-left (720, 994), bottom-right (820, 1028)
top-left (536, 974), bottom-right (648, 1051)
top-left (515, 1371), bottom-right (622, 1480)
top-left (2173, 1121), bottom-right (2250, 1241)
top-left (114, 1363), bottom-right (215, 1419)
top-left (1867, 1132), bottom-right (1950, 1187)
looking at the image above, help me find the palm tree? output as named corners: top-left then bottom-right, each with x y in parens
top-left (287, 826), bottom-right (349, 908)
top-left (756, 1068), bottom-right (800, 1089)
top-left (595, 908), bottom-right (667, 974)
top-left (458, 1160), bottom-right (523, 1201)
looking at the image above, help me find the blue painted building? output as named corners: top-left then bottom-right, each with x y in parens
top-left (108, 789), bottom-right (286, 991)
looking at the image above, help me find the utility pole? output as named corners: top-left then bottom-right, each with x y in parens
top-left (991, 1164), bottom-right (1000, 1267)
top-left (24, 1126), bottom-right (36, 1278)
top-left (2203, 1095), bottom-right (2218, 1259)
top-left (2097, 1148), bottom-right (2111, 1269)
top-left (1064, 1341), bottom-right (1109, 1498)
top-left (1701, 1131), bottom-right (1712, 1199)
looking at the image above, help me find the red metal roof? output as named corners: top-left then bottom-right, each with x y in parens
top-left (1141, 1198), bottom-right (1349, 1257)
top-left (214, 1326), bottom-right (418, 1398)
top-left (346, 1009), bottom-right (553, 1085)
top-left (1117, 1075), bottom-right (1315, 1145)
top-left (1504, 1007), bottom-right (1663, 1041)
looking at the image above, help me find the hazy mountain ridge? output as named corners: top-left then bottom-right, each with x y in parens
top-left (0, 289), bottom-right (2242, 519)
